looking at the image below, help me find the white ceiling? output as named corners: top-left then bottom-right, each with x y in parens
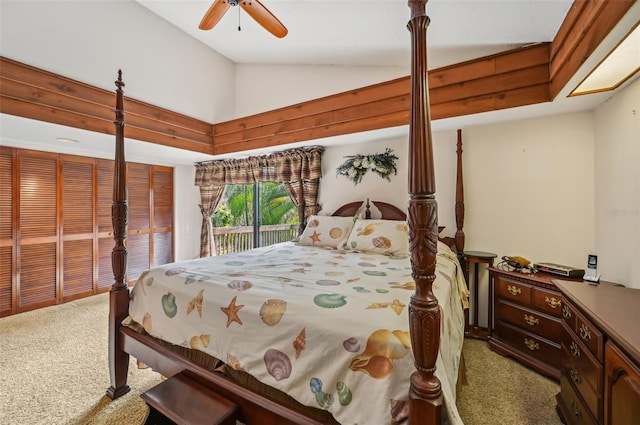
top-left (134, 0), bottom-right (573, 68)
top-left (1, 0), bottom-right (639, 165)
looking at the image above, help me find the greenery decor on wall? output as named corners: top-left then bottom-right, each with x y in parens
top-left (336, 148), bottom-right (399, 185)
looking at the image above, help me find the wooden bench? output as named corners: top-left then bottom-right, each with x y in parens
top-left (141, 372), bottom-right (238, 425)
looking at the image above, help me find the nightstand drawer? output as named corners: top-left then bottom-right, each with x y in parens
top-left (495, 299), bottom-right (561, 342)
top-left (559, 373), bottom-right (598, 425)
top-left (495, 320), bottom-right (560, 367)
top-left (495, 276), bottom-right (532, 306)
top-left (533, 286), bottom-right (562, 317)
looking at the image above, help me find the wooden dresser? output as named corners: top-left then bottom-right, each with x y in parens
top-left (554, 280), bottom-right (640, 425)
top-left (488, 267), bottom-right (578, 380)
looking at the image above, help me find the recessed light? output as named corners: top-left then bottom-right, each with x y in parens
top-left (56, 137), bottom-right (79, 144)
top-left (570, 23), bottom-right (640, 96)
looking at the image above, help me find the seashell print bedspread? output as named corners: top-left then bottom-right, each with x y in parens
top-left (128, 241), bottom-right (469, 425)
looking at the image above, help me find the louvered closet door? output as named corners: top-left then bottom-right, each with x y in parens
top-left (96, 159), bottom-right (115, 291)
top-left (0, 147), bottom-right (15, 316)
top-left (153, 167), bottom-right (173, 266)
top-left (127, 163), bottom-right (150, 282)
top-left (61, 156), bottom-right (95, 301)
top-left (18, 151), bottom-right (58, 312)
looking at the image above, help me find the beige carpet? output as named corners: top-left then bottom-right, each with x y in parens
top-left (0, 293), bottom-right (561, 425)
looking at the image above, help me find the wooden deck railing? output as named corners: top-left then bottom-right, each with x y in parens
top-left (212, 224), bottom-right (299, 255)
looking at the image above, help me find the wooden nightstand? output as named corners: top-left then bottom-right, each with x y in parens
top-left (463, 251), bottom-right (497, 340)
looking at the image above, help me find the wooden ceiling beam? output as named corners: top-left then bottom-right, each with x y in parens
top-left (0, 0), bottom-right (633, 156)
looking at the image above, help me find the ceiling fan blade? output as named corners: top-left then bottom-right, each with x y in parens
top-left (239, 0), bottom-right (288, 38)
top-left (199, 0), bottom-right (232, 30)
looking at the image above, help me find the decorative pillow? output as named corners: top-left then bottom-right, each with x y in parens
top-left (297, 215), bottom-right (356, 248)
top-left (344, 219), bottom-right (409, 256)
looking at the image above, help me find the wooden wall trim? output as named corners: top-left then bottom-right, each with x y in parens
top-left (212, 44), bottom-right (551, 154)
top-left (0, 57), bottom-right (214, 154)
top-left (0, 0), bottom-right (632, 155)
top-left (549, 0), bottom-right (636, 99)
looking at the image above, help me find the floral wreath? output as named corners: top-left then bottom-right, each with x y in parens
top-left (336, 148), bottom-right (398, 185)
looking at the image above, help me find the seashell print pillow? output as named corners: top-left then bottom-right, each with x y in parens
top-left (297, 215), bottom-right (356, 248)
top-left (343, 219), bottom-right (409, 256)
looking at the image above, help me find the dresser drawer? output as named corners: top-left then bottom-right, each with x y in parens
top-left (574, 311), bottom-right (603, 363)
top-left (561, 324), bottom-right (603, 393)
top-left (495, 320), bottom-right (560, 367)
top-left (561, 299), bottom-right (577, 331)
top-left (495, 275), bottom-right (532, 306)
top-left (533, 286), bottom-right (562, 317)
top-left (495, 299), bottom-right (561, 342)
top-left (561, 359), bottom-right (602, 422)
top-left (559, 373), bottom-right (598, 425)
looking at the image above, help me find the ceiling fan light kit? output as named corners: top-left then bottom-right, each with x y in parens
top-left (199, 0), bottom-right (288, 38)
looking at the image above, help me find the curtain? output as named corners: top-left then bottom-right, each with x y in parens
top-left (195, 146), bottom-right (324, 255)
top-left (198, 185), bottom-right (225, 258)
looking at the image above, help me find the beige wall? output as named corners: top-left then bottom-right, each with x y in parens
top-left (594, 78), bottom-right (640, 288)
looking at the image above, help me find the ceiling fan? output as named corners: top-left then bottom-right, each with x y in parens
top-left (199, 0), bottom-right (288, 38)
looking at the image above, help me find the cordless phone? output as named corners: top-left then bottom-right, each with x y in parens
top-left (583, 254), bottom-right (600, 283)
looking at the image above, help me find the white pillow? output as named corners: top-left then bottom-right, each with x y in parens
top-left (344, 219), bottom-right (409, 256)
top-left (297, 215), bottom-right (356, 248)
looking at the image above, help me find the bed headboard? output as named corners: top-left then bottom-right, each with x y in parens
top-left (331, 199), bottom-right (406, 220)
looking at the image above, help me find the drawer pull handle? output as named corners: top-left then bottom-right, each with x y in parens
top-left (570, 341), bottom-right (581, 358)
top-left (545, 296), bottom-right (561, 309)
top-left (524, 314), bottom-right (539, 326)
top-left (579, 324), bottom-right (592, 341)
top-left (562, 305), bottom-right (571, 319)
top-left (570, 367), bottom-right (582, 385)
top-left (524, 338), bottom-right (539, 351)
top-left (570, 401), bottom-right (582, 419)
top-left (507, 285), bottom-right (522, 296)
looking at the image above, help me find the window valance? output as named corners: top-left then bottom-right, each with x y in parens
top-left (195, 146), bottom-right (324, 187)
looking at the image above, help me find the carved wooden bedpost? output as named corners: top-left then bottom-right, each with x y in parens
top-left (406, 1), bottom-right (443, 423)
top-left (107, 70), bottom-right (131, 399)
top-left (455, 129), bottom-right (466, 266)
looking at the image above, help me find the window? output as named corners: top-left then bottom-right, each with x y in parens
top-left (212, 182), bottom-right (299, 254)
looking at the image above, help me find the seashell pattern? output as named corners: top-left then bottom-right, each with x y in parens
top-left (226, 353), bottom-right (244, 371)
top-left (308, 219), bottom-right (320, 227)
top-left (353, 286), bottom-right (370, 293)
top-left (313, 294), bottom-right (347, 308)
top-left (224, 261), bottom-right (245, 266)
top-left (324, 271), bottom-right (344, 277)
top-left (165, 267), bottom-right (186, 276)
top-left (315, 279), bottom-right (340, 286)
top-left (372, 236), bottom-right (392, 249)
top-left (357, 262), bottom-right (376, 267)
top-left (336, 381), bottom-right (352, 406)
top-left (363, 270), bottom-right (387, 277)
top-left (349, 329), bottom-right (411, 379)
top-left (189, 334), bottom-right (210, 351)
top-left (342, 337), bottom-right (360, 353)
top-left (142, 313), bottom-right (152, 333)
top-left (293, 328), bottom-right (306, 359)
top-left (309, 377), bottom-right (323, 394)
top-left (264, 348), bottom-right (292, 381)
top-left (260, 299), bottom-right (287, 326)
top-left (315, 391), bottom-right (334, 409)
top-left (161, 292), bottom-right (178, 318)
top-left (187, 289), bottom-right (204, 317)
top-left (329, 227), bottom-right (343, 239)
top-left (227, 280), bottom-right (253, 291)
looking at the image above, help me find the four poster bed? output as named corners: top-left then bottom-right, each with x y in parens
top-left (107, 1), bottom-right (468, 424)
